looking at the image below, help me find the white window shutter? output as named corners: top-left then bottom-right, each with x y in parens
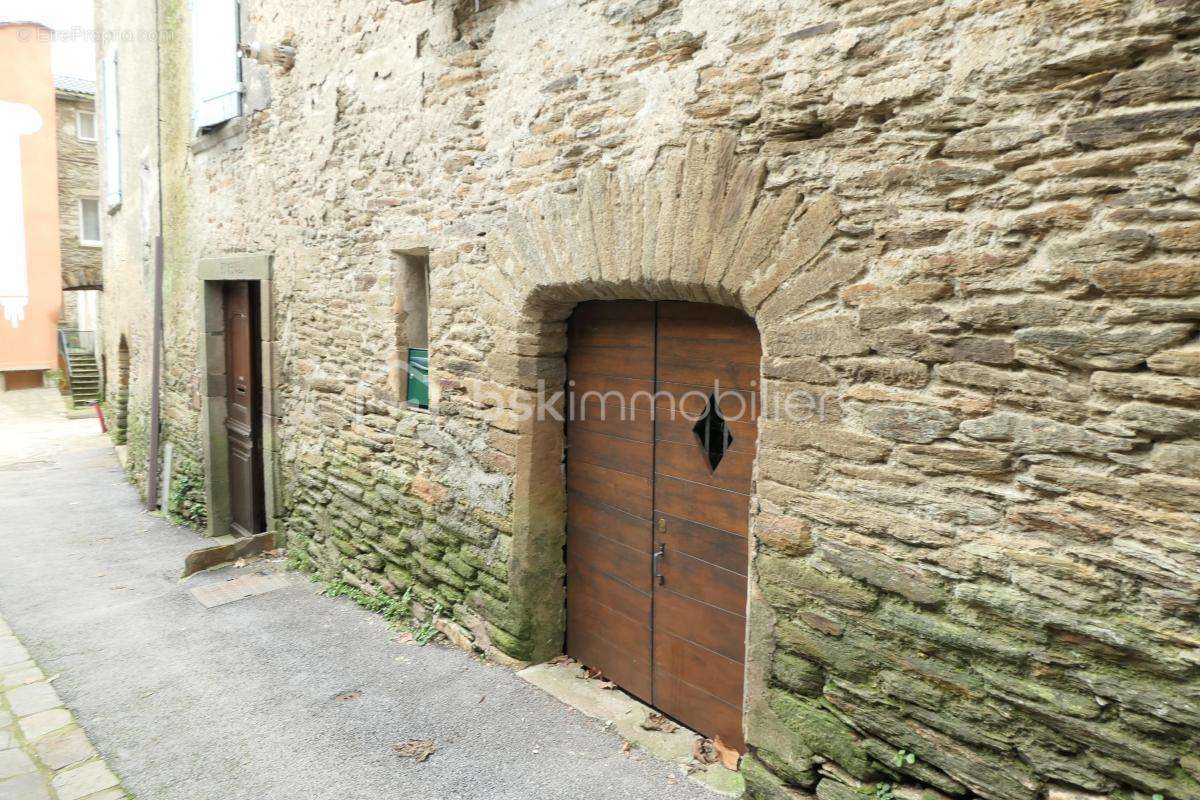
top-left (191, 0), bottom-right (243, 131)
top-left (101, 51), bottom-right (121, 210)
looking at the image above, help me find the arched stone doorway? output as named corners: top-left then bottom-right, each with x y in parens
top-left (564, 298), bottom-right (761, 749)
top-left (113, 335), bottom-right (130, 445)
top-left (473, 132), bottom-right (856, 752)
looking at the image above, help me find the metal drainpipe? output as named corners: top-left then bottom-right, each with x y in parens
top-left (146, 235), bottom-right (164, 510)
top-left (144, 0), bottom-right (167, 511)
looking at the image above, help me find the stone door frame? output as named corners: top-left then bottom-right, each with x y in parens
top-left (197, 253), bottom-right (279, 538)
top-left (473, 132), bottom-right (851, 754)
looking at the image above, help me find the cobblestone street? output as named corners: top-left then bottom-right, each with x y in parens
top-left (1, 615), bottom-right (127, 800)
top-left (0, 390), bottom-right (717, 800)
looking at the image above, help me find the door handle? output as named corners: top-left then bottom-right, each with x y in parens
top-left (653, 543), bottom-right (665, 585)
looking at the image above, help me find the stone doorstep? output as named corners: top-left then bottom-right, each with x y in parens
top-left (181, 530), bottom-right (281, 579)
top-left (517, 661), bottom-right (745, 798)
top-left (188, 571), bottom-right (294, 608)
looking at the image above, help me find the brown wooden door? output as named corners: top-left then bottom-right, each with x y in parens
top-left (565, 300), bottom-right (758, 751)
top-left (223, 281), bottom-right (265, 536)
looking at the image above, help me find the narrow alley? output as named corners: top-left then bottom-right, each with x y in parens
top-left (0, 390), bottom-right (717, 800)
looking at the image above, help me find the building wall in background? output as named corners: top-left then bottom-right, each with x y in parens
top-left (0, 22), bottom-right (63, 379)
top-left (94, 0), bottom-right (161, 487)
top-left (57, 90), bottom-right (102, 292)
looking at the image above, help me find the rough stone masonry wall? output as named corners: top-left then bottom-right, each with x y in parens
top-left (56, 94), bottom-right (102, 291)
top-left (124, 0), bottom-right (1200, 799)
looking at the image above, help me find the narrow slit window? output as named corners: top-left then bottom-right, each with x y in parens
top-left (399, 253), bottom-right (431, 410)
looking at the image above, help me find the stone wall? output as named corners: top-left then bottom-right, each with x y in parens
top-left (55, 94), bottom-right (102, 291)
top-left (99, 0), bottom-right (1200, 798)
top-left (95, 0), bottom-right (171, 497)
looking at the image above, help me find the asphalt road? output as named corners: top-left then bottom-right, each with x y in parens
top-left (0, 389), bottom-right (717, 800)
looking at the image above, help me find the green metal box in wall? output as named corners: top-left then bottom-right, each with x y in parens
top-left (406, 348), bottom-right (429, 409)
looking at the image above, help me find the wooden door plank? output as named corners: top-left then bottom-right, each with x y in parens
top-left (567, 591), bottom-right (653, 701)
top-left (568, 427), bottom-right (653, 480)
top-left (567, 459), bottom-right (651, 520)
top-left (566, 562), bottom-right (651, 623)
top-left (657, 513), bottom-right (747, 576)
top-left (652, 665), bottom-right (745, 751)
top-left (653, 629), bottom-right (744, 709)
top-left (568, 493), bottom-right (652, 553)
top-left (654, 474), bottom-right (750, 537)
top-left (567, 525), bottom-right (652, 593)
top-left (569, 345), bottom-right (654, 382)
top-left (653, 587), bottom-right (746, 664)
top-left (654, 440), bottom-right (754, 494)
top-left (657, 545), bottom-right (748, 617)
top-left (655, 359), bottom-right (761, 393)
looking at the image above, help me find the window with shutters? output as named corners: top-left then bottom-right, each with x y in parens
top-left (79, 198), bottom-right (102, 245)
top-left (101, 51), bottom-right (121, 210)
top-left (76, 111), bottom-right (96, 142)
top-left (191, 0), bottom-right (244, 132)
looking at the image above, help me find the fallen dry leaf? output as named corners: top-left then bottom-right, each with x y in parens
top-left (393, 739), bottom-right (436, 762)
top-left (547, 654), bottom-right (573, 666)
top-left (598, 680), bottom-right (616, 690)
top-left (395, 631), bottom-right (415, 645)
top-left (692, 737), bottom-right (718, 765)
top-left (639, 713), bottom-right (678, 733)
top-left (234, 558), bottom-right (246, 568)
top-left (713, 736), bottom-right (741, 770)
top-left (621, 741), bottom-right (632, 753)
top-left (584, 665), bottom-right (605, 680)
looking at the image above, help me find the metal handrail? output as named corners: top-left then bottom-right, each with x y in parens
top-left (57, 329), bottom-right (97, 392)
top-left (57, 329), bottom-right (75, 386)
top-left (59, 328), bottom-right (96, 353)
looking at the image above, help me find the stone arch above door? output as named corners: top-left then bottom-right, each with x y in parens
top-left (475, 132), bottom-right (860, 673)
top-left (480, 132), bottom-right (848, 325)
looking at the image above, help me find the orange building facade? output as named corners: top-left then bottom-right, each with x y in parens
top-left (0, 23), bottom-right (64, 390)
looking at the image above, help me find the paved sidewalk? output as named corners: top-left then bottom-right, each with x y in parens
top-left (0, 615), bottom-right (128, 800)
top-left (0, 389), bottom-right (718, 800)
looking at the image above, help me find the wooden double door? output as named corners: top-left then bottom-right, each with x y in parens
top-left (565, 300), bottom-right (760, 750)
top-left (223, 281), bottom-right (265, 536)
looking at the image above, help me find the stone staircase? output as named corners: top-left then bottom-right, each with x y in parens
top-left (66, 350), bottom-right (101, 408)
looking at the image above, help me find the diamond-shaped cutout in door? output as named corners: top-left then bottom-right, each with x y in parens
top-left (693, 393), bottom-right (734, 470)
